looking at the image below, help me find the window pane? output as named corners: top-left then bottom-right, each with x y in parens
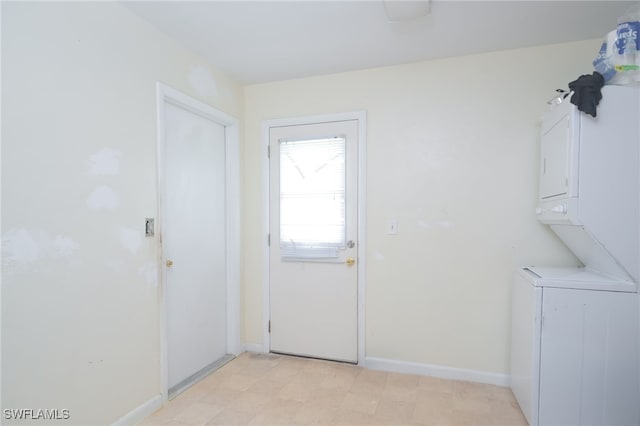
top-left (280, 137), bottom-right (346, 259)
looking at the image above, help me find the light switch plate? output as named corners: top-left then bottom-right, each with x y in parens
top-left (145, 218), bottom-right (155, 237)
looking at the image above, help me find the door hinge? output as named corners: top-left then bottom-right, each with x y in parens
top-left (267, 145), bottom-right (270, 159)
top-left (268, 234), bottom-right (271, 246)
top-left (268, 320), bottom-right (271, 333)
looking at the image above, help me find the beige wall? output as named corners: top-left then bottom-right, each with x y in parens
top-left (1, 2), bottom-right (242, 424)
top-left (243, 40), bottom-right (600, 375)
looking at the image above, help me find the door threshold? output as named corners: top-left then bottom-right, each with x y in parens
top-left (270, 351), bottom-right (358, 365)
top-left (168, 354), bottom-right (235, 400)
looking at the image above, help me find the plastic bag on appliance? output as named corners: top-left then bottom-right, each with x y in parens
top-left (615, 3), bottom-right (640, 54)
top-left (593, 30), bottom-right (618, 82)
top-left (612, 3), bottom-right (640, 84)
top-left (593, 4), bottom-right (640, 85)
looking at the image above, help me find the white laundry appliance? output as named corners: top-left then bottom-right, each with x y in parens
top-left (511, 85), bottom-right (640, 426)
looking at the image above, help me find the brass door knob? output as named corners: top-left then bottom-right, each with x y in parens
top-left (346, 257), bottom-right (355, 267)
top-left (166, 260), bottom-right (173, 267)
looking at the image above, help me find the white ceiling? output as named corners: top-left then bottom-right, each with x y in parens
top-left (123, 1), bottom-right (635, 84)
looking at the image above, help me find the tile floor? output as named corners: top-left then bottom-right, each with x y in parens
top-left (139, 352), bottom-right (527, 426)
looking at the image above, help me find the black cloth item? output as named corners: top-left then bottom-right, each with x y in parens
top-left (568, 72), bottom-right (605, 117)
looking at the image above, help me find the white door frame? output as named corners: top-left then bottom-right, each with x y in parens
top-left (262, 111), bottom-right (367, 365)
top-left (156, 82), bottom-right (241, 403)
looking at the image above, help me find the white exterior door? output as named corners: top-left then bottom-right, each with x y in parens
top-left (162, 101), bottom-right (228, 393)
top-left (269, 119), bottom-right (359, 363)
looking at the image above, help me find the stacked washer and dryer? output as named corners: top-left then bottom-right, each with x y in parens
top-left (510, 85), bottom-right (640, 426)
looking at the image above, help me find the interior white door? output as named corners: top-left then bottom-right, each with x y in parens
top-left (269, 119), bottom-right (358, 363)
top-left (163, 101), bottom-right (227, 392)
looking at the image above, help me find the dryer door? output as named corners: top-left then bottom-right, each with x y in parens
top-left (540, 112), bottom-right (570, 199)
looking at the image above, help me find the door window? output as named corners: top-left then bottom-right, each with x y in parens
top-left (279, 137), bottom-right (346, 259)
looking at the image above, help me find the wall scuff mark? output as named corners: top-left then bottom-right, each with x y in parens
top-left (86, 185), bottom-right (119, 210)
top-left (89, 148), bottom-right (122, 176)
top-left (373, 250), bottom-right (385, 261)
top-left (53, 235), bottom-right (79, 258)
top-left (1, 230), bottom-right (81, 273)
top-left (105, 259), bottom-right (125, 273)
top-left (188, 65), bottom-right (218, 98)
top-left (138, 261), bottom-right (158, 288)
top-left (1, 228), bottom-right (41, 271)
top-left (418, 220), bottom-right (432, 229)
top-left (119, 227), bottom-right (141, 256)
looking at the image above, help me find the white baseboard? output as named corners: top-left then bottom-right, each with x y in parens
top-left (243, 343), bottom-right (266, 353)
top-left (236, 347), bottom-right (509, 387)
top-left (112, 394), bottom-right (163, 426)
top-left (364, 356), bottom-right (510, 387)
